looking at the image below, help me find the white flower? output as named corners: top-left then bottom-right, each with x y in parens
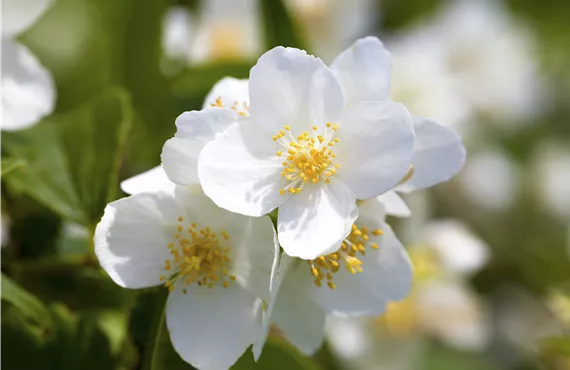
top-left (329, 37), bottom-right (466, 217)
top-left (253, 197), bottom-right (413, 357)
top-left (161, 0), bottom-right (262, 65)
top-left (172, 45), bottom-right (415, 259)
top-left (2, 0), bottom-right (55, 131)
top-left (325, 220), bottom-right (491, 370)
top-left (95, 184), bottom-right (278, 370)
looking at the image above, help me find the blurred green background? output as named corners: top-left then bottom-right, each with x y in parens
top-left (1, 0), bottom-right (569, 369)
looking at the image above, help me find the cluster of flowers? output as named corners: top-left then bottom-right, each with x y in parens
top-left (95, 37), bottom-right (466, 370)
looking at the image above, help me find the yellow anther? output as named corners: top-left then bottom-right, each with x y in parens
top-left (332, 124), bottom-right (338, 131)
top-left (372, 229), bottom-right (384, 236)
top-left (178, 216), bottom-right (183, 222)
top-left (284, 125), bottom-right (291, 131)
top-left (312, 125), bottom-right (318, 130)
top-left (277, 151), bottom-right (283, 156)
top-left (279, 189), bottom-right (286, 195)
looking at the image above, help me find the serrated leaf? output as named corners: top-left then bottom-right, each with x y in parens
top-left (1, 273), bottom-right (50, 325)
top-left (1, 157), bottom-right (27, 176)
top-left (2, 88), bottom-right (132, 226)
top-left (232, 338), bottom-right (321, 370)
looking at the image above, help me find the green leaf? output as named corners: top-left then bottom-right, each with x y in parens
top-left (1, 273), bottom-right (50, 325)
top-left (2, 88), bottom-right (132, 226)
top-left (233, 338), bottom-right (321, 370)
top-left (1, 157), bottom-right (26, 176)
top-left (260, 0), bottom-right (307, 50)
top-left (139, 290), bottom-right (194, 370)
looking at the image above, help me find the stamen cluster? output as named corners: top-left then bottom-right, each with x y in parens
top-left (273, 123), bottom-right (341, 195)
top-left (160, 216), bottom-right (236, 292)
top-left (210, 96), bottom-right (249, 116)
top-left (307, 224), bottom-right (383, 289)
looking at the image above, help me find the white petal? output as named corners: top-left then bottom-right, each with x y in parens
top-left (172, 185), bottom-right (277, 302)
top-left (162, 6), bottom-right (193, 61)
top-left (310, 224), bottom-right (412, 315)
top-left (120, 166), bottom-right (175, 195)
top-left (396, 118), bottom-right (466, 193)
top-left (330, 36), bottom-right (392, 106)
top-left (278, 180), bottom-right (358, 260)
top-left (335, 100), bottom-right (415, 199)
top-left (166, 285), bottom-right (262, 370)
top-left (94, 192), bottom-right (181, 289)
top-left (161, 108), bottom-right (238, 185)
top-left (3, 0), bottom-right (53, 37)
top-left (376, 191), bottom-right (411, 218)
top-left (422, 220), bottom-right (490, 275)
top-left (1, 39), bottom-right (55, 131)
top-left (272, 256), bottom-right (327, 355)
top-left (249, 46), bottom-right (344, 135)
top-left (198, 121), bottom-right (287, 217)
top-left (202, 77), bottom-right (249, 110)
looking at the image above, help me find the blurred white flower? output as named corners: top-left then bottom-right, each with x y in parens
top-left (2, 0), bottom-right (55, 131)
top-left (285, 0), bottom-right (379, 61)
top-left (531, 141), bottom-right (570, 220)
top-left (460, 149), bottom-right (519, 210)
top-left (95, 184), bottom-right (278, 370)
top-left (326, 220), bottom-right (491, 370)
top-left (253, 198), bottom-right (412, 358)
top-left (190, 45), bottom-right (415, 259)
top-left (161, 0), bottom-right (262, 65)
top-left (388, 0), bottom-right (543, 128)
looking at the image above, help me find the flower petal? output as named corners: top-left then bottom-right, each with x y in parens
top-left (396, 118), bottom-right (466, 193)
top-left (172, 185), bottom-right (278, 301)
top-left (272, 256), bottom-right (327, 355)
top-left (278, 180), bottom-right (358, 260)
top-left (3, 0), bottom-right (53, 37)
top-left (161, 107), bottom-right (238, 185)
top-left (2, 39), bottom-right (55, 131)
top-left (376, 191), bottom-right (411, 218)
top-left (94, 192), bottom-right (181, 289)
top-left (166, 284), bottom-right (262, 370)
top-left (120, 166), bottom-right (174, 195)
top-left (249, 46), bottom-right (344, 135)
top-left (202, 77), bottom-right (249, 110)
top-left (198, 121), bottom-right (287, 217)
top-left (335, 100), bottom-right (415, 199)
top-left (330, 36), bottom-right (392, 106)
top-left (310, 224), bottom-right (412, 316)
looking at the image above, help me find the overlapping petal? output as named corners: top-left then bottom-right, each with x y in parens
top-left (396, 118), bottom-right (466, 193)
top-left (248, 46), bottom-right (344, 136)
top-left (330, 36), bottom-right (392, 106)
top-left (335, 100), bottom-right (415, 199)
top-left (94, 192), bottom-right (181, 289)
top-left (278, 180), bottom-right (358, 260)
top-left (202, 77), bottom-right (249, 110)
top-left (166, 285), bottom-right (262, 370)
top-left (162, 107), bottom-right (238, 185)
top-left (376, 191), bottom-right (411, 218)
top-left (120, 166), bottom-right (175, 195)
top-left (198, 121), bottom-right (287, 217)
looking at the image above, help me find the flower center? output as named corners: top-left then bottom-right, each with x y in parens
top-left (273, 123), bottom-right (341, 195)
top-left (160, 216), bottom-right (236, 293)
top-left (210, 96), bottom-right (249, 116)
top-left (307, 224), bottom-right (383, 289)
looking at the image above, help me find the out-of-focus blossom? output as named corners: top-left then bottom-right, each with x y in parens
top-left (326, 220), bottom-right (491, 370)
top-left (161, 0), bottom-right (262, 66)
top-left (2, 0), bottom-right (56, 131)
top-left (388, 0), bottom-right (543, 129)
top-left (531, 141), bottom-right (570, 220)
top-left (460, 149), bottom-right (519, 211)
top-left (285, 0), bottom-right (379, 61)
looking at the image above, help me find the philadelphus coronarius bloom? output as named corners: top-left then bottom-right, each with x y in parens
top-left (95, 114), bottom-right (278, 370)
top-left (163, 38), bottom-right (416, 260)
